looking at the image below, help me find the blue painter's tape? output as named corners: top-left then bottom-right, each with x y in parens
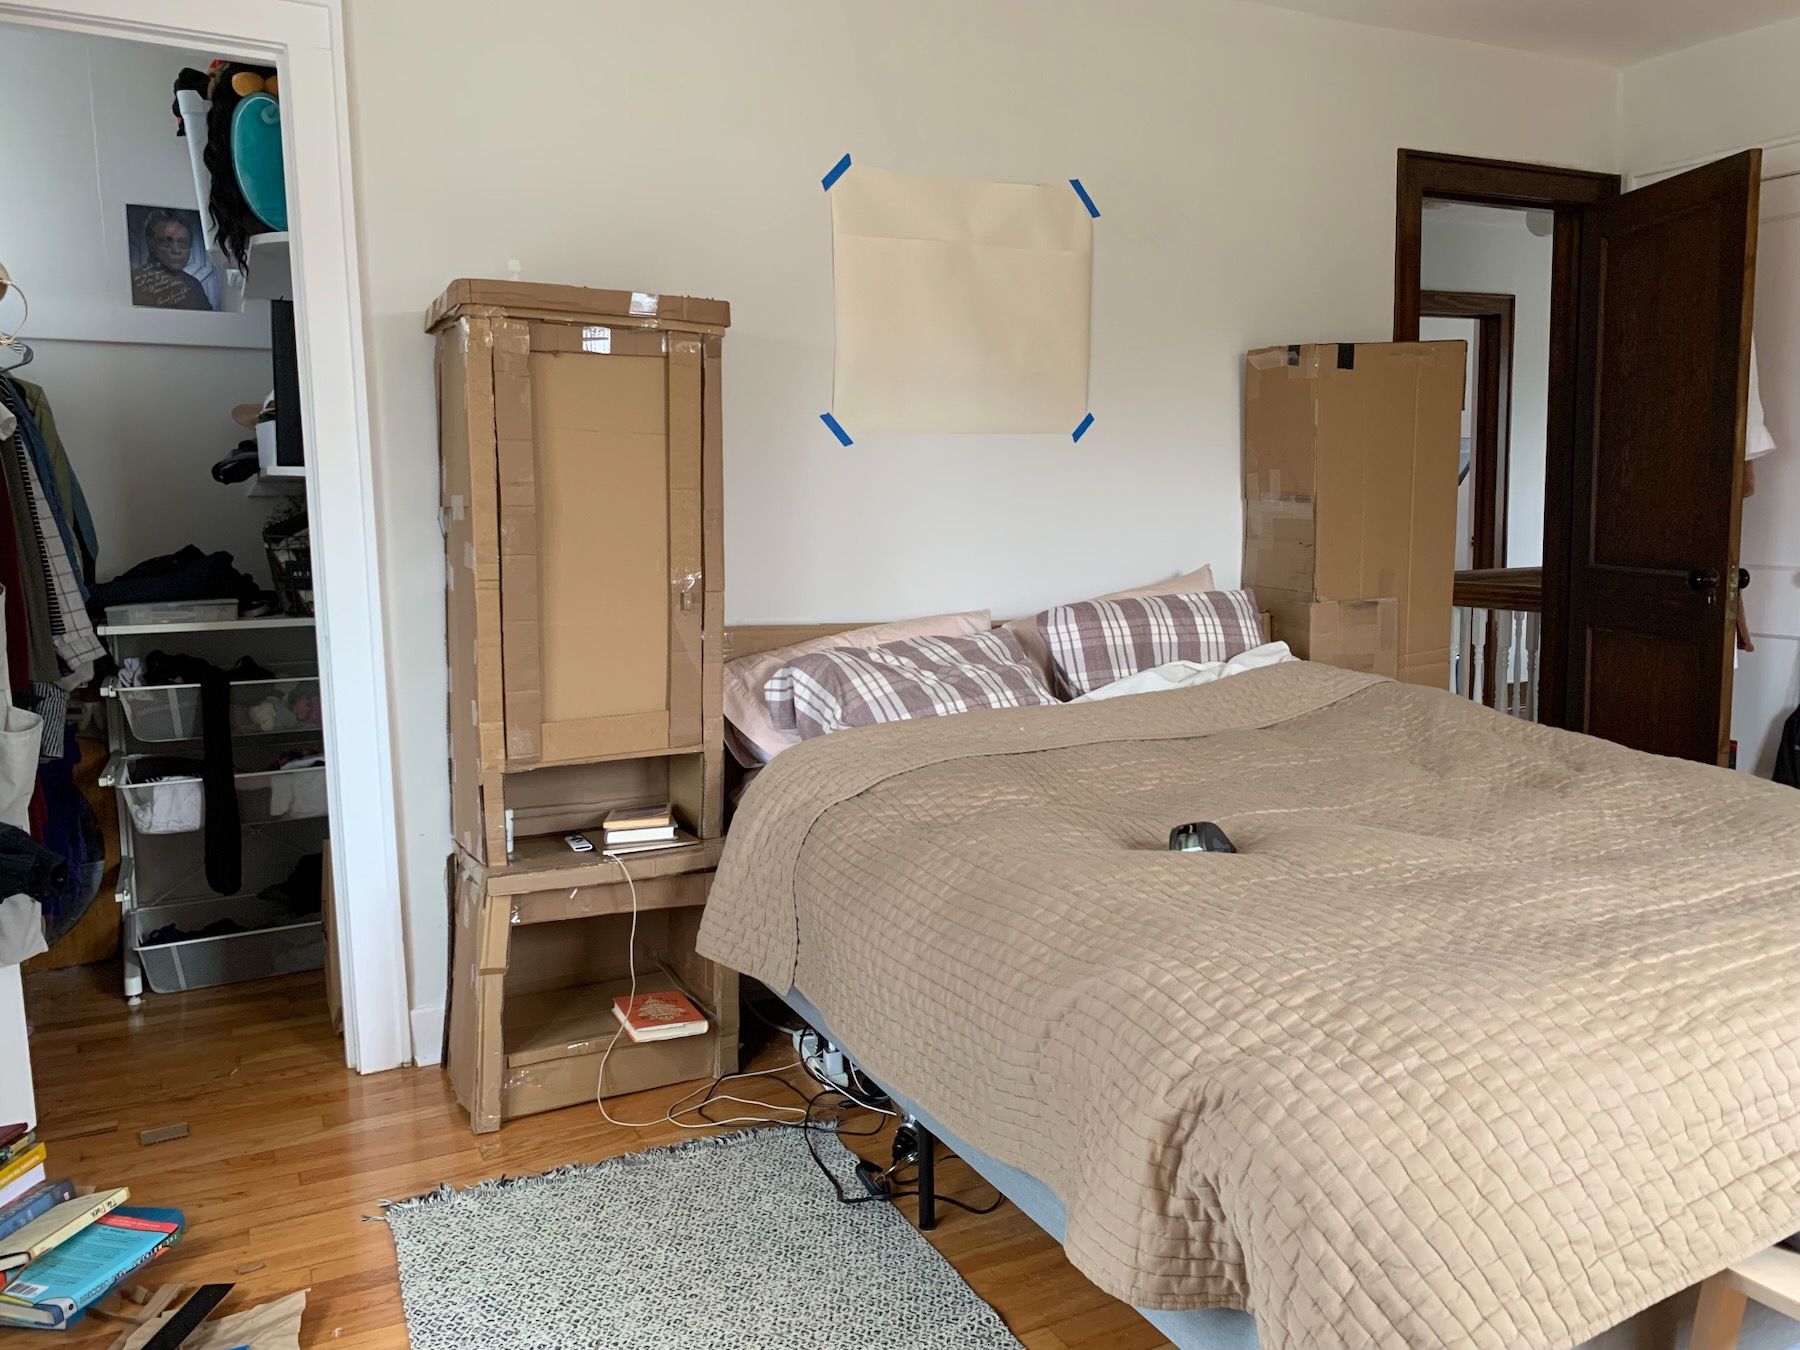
top-left (1071, 412), bottom-right (1095, 443)
top-left (820, 412), bottom-right (853, 446)
top-left (821, 153), bottom-right (853, 192)
top-left (1069, 178), bottom-right (1100, 218)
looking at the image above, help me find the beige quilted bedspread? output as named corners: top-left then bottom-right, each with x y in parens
top-left (696, 661), bottom-right (1800, 1349)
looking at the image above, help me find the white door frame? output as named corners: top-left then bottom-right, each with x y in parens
top-left (0, 0), bottom-right (412, 1071)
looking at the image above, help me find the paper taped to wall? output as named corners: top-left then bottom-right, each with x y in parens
top-left (830, 165), bottom-right (1093, 435)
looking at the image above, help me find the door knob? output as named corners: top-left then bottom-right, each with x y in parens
top-left (1688, 568), bottom-right (1721, 607)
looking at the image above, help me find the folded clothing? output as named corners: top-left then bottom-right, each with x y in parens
top-left (86, 545), bottom-right (263, 620)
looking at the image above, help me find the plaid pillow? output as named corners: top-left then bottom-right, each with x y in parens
top-left (1034, 588), bottom-right (1265, 697)
top-left (766, 629), bottom-right (1057, 741)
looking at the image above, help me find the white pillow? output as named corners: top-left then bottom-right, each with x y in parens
top-left (1072, 642), bottom-right (1294, 703)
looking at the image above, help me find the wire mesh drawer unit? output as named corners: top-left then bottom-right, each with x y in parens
top-left (97, 613), bottom-right (327, 1002)
top-left (109, 758), bottom-right (329, 835)
top-left (127, 894), bottom-right (324, 994)
top-left (108, 674), bottom-right (323, 743)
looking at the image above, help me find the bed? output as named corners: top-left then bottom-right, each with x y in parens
top-left (697, 642), bottom-right (1800, 1350)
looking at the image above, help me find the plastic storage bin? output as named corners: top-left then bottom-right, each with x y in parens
top-left (115, 757), bottom-right (328, 834)
top-left (128, 893), bottom-right (324, 993)
top-left (103, 599), bottom-right (238, 627)
top-left (113, 675), bottom-right (323, 743)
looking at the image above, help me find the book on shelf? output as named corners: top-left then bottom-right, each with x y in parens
top-left (0, 1180), bottom-right (77, 1245)
top-left (613, 990), bottom-right (709, 1043)
top-left (598, 828), bottom-right (698, 857)
top-left (0, 1206), bottom-right (183, 1329)
top-left (0, 1126), bottom-right (27, 1157)
top-left (601, 803), bottom-right (674, 834)
top-left (1, 1190), bottom-right (128, 1274)
top-left (0, 1145), bottom-right (47, 1193)
top-left (603, 824), bottom-right (678, 845)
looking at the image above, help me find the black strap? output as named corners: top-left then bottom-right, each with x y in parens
top-left (197, 665), bottom-right (240, 894)
top-left (140, 1284), bottom-right (233, 1349)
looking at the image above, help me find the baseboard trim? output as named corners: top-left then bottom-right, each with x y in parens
top-left (410, 1004), bottom-right (446, 1067)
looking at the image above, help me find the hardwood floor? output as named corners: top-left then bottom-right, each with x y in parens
top-left (19, 964), bottom-right (1172, 1349)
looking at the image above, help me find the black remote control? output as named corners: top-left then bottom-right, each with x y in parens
top-left (1169, 821), bottom-right (1236, 853)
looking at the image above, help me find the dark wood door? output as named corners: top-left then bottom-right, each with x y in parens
top-left (1563, 151), bottom-right (1761, 762)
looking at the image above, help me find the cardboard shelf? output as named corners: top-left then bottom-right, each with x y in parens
top-left (491, 832), bottom-right (722, 892)
top-left (505, 975), bottom-right (643, 1068)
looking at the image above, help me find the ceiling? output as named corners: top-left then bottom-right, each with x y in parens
top-left (1238, 0), bottom-right (1800, 65)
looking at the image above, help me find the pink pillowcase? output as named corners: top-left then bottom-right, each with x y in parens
top-left (1001, 564), bottom-right (1215, 688)
top-left (723, 609), bottom-right (992, 764)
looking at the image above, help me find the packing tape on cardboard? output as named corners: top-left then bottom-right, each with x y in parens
top-left (1069, 178), bottom-right (1100, 218)
top-left (820, 412), bottom-right (853, 446)
top-left (1072, 412), bottom-right (1095, 442)
top-left (821, 152), bottom-right (853, 191)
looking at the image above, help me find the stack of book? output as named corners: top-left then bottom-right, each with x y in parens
top-left (0, 1126), bottom-right (45, 1203)
top-left (600, 804), bottom-right (690, 855)
top-left (0, 1136), bottom-right (185, 1330)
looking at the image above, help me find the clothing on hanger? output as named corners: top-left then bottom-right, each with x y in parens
top-left (0, 399), bottom-right (56, 686)
top-left (10, 380), bottom-right (98, 584)
top-left (0, 380), bottom-right (102, 683)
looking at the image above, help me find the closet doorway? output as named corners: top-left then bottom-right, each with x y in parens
top-left (0, 0), bottom-right (406, 1132)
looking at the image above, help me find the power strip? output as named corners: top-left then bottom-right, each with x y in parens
top-left (790, 1026), bottom-right (853, 1089)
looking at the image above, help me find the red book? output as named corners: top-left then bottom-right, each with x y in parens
top-left (612, 991), bottom-right (708, 1043)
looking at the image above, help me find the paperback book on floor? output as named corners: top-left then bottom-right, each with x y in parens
top-left (0, 1206), bottom-right (182, 1329)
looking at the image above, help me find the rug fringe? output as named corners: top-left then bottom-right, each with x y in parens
top-left (374, 1124), bottom-right (785, 1216)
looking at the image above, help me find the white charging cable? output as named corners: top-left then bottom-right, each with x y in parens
top-left (594, 851), bottom-right (807, 1131)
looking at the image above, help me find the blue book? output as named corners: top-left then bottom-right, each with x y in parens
top-left (0, 1206), bottom-right (183, 1329)
top-left (0, 1179), bottom-right (76, 1244)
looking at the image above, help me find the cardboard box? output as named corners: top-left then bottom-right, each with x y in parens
top-left (1243, 341), bottom-right (1464, 687)
top-left (1263, 595), bottom-right (1399, 678)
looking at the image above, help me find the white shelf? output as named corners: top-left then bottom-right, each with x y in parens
top-left (246, 469), bottom-right (306, 498)
top-left (242, 232), bottom-right (292, 302)
top-left (97, 616), bottom-right (315, 637)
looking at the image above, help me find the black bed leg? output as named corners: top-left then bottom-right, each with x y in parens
top-left (914, 1118), bottom-right (937, 1231)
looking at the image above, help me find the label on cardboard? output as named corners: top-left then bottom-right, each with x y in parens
top-left (629, 292), bottom-right (658, 316)
top-left (581, 326), bottom-right (611, 354)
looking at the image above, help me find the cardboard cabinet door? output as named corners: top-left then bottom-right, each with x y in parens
top-left (495, 323), bottom-right (705, 766)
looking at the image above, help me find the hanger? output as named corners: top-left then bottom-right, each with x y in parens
top-left (0, 260), bottom-right (30, 372)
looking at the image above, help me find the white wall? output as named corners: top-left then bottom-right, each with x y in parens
top-left (341, 0), bottom-right (1619, 1031)
top-left (1420, 204), bottom-right (1556, 566)
top-left (1620, 22), bottom-right (1800, 779)
top-left (0, 25), bottom-right (277, 585)
top-left (1419, 314), bottom-right (1479, 571)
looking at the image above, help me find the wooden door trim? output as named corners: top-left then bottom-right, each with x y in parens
top-left (1394, 150), bottom-right (1621, 727)
top-left (1395, 150), bottom-right (1620, 341)
top-left (1421, 289), bottom-right (1515, 571)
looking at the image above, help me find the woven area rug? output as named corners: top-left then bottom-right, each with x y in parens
top-left (383, 1126), bottom-right (1023, 1349)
